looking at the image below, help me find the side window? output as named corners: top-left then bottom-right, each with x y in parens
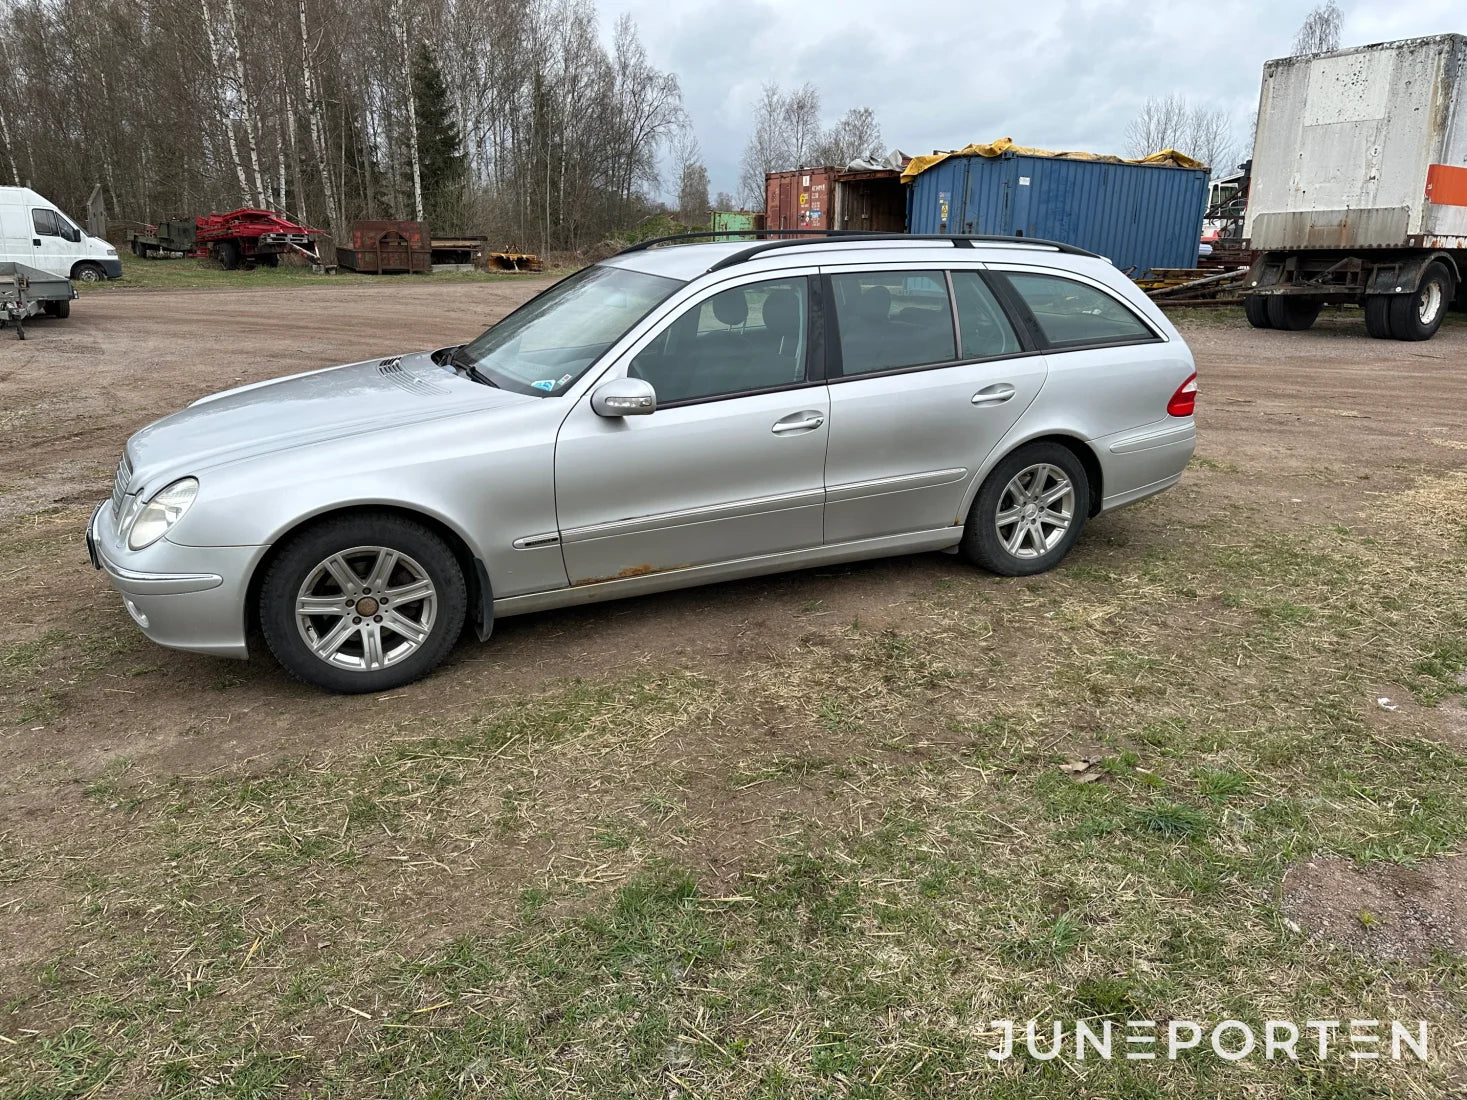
top-left (32, 209), bottom-right (60, 237)
top-left (629, 277), bottom-right (808, 404)
top-left (950, 272), bottom-right (1021, 359)
top-left (831, 270), bottom-right (956, 375)
top-left (1003, 272), bottom-right (1154, 347)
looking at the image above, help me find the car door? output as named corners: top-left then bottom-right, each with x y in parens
top-left (554, 271), bottom-right (829, 585)
top-left (28, 206), bottom-right (73, 277)
top-left (820, 265), bottom-right (1048, 543)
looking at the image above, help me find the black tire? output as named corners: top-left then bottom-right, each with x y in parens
top-left (1387, 262), bottom-right (1453, 342)
top-left (215, 240), bottom-right (241, 271)
top-left (1266, 295), bottom-right (1321, 331)
top-left (959, 442), bottom-right (1091, 577)
top-left (1364, 295), bottom-right (1394, 339)
top-left (130, 238), bottom-right (144, 257)
top-left (71, 262), bottom-right (107, 283)
top-left (259, 513), bottom-right (468, 694)
top-left (43, 300), bottom-right (70, 319)
top-left (1243, 295), bottom-right (1273, 329)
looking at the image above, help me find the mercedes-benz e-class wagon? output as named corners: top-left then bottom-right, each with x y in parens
top-left (88, 233), bottom-right (1198, 693)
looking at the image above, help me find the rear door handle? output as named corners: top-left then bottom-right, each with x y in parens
top-left (972, 383), bottom-right (1016, 407)
top-left (772, 411), bottom-right (825, 434)
top-left (32, 239), bottom-right (41, 247)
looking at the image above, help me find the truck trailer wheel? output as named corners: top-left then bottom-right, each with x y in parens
top-left (43, 300), bottom-right (70, 319)
top-left (1243, 296), bottom-right (1273, 329)
top-left (1266, 296), bottom-right (1321, 331)
top-left (214, 241), bottom-right (241, 271)
top-left (1364, 296), bottom-right (1393, 339)
top-left (1387, 262), bottom-right (1452, 341)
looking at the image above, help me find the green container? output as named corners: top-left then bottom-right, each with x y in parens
top-left (710, 210), bottom-right (762, 241)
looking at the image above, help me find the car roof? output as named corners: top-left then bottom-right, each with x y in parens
top-left (602, 237), bottom-right (1114, 283)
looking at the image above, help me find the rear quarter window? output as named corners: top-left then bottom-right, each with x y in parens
top-left (1003, 272), bottom-right (1156, 348)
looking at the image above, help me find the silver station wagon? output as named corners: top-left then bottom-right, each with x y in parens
top-left (88, 233), bottom-right (1198, 693)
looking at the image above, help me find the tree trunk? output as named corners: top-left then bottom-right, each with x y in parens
top-left (298, 0), bottom-right (339, 237)
top-left (222, 0), bottom-right (267, 206)
top-left (201, 0), bottom-right (251, 204)
top-left (393, 0), bottom-right (424, 222)
top-left (0, 104), bottom-right (18, 186)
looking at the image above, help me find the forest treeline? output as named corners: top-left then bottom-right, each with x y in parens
top-left (0, 0), bottom-right (688, 251)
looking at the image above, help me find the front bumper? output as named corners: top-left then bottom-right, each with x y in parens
top-left (88, 501), bottom-right (258, 659)
top-left (101, 258), bottom-right (124, 280)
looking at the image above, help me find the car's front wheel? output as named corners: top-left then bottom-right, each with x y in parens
top-left (259, 513), bottom-right (467, 693)
top-left (960, 443), bottom-right (1091, 576)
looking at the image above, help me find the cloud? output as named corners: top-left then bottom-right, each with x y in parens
top-left (599, 0), bottom-right (1464, 202)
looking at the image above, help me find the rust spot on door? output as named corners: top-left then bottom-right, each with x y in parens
top-left (572, 562), bottom-right (689, 587)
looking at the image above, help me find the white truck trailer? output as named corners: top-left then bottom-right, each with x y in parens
top-left (1242, 34), bottom-right (1467, 340)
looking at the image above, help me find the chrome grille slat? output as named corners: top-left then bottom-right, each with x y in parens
top-left (111, 455), bottom-right (132, 514)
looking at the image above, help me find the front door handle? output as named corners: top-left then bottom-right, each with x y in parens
top-left (772, 411), bottom-right (825, 434)
top-left (972, 383), bottom-right (1017, 407)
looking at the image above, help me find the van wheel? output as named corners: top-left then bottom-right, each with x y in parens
top-left (259, 513), bottom-right (468, 694)
top-left (1364, 295), bottom-right (1393, 339)
top-left (1243, 296), bottom-right (1273, 329)
top-left (960, 443), bottom-right (1091, 577)
top-left (71, 262), bottom-right (107, 283)
top-left (1387, 262), bottom-right (1452, 341)
top-left (1266, 296), bottom-right (1321, 330)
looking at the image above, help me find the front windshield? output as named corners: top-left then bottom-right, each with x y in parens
top-left (459, 264), bottom-right (682, 396)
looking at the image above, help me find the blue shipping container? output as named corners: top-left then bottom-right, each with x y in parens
top-left (905, 152), bottom-right (1208, 277)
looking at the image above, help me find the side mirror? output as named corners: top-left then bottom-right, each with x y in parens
top-left (591, 376), bottom-right (656, 417)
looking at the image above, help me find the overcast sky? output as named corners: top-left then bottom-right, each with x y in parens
top-left (595, 0), bottom-right (1463, 202)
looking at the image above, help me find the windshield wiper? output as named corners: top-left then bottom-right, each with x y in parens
top-left (446, 345), bottom-right (499, 388)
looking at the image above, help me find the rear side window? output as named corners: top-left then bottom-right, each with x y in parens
top-left (1003, 273), bottom-right (1154, 347)
top-left (831, 270), bottom-right (956, 375)
top-left (950, 272), bottom-right (1021, 359)
top-left (32, 209), bottom-right (60, 236)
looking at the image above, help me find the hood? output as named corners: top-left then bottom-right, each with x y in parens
top-left (124, 351), bottom-right (532, 492)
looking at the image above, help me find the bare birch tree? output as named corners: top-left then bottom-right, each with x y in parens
top-left (1292, 1), bottom-right (1342, 55)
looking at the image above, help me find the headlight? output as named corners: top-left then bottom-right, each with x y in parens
top-left (126, 478), bottom-right (198, 550)
top-left (105, 247), bottom-right (118, 257)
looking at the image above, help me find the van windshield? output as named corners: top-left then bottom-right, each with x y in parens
top-left (456, 265), bottom-right (681, 396)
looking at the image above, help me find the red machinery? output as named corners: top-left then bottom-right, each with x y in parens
top-left (130, 208), bottom-right (323, 270)
top-left (193, 208), bottom-right (322, 269)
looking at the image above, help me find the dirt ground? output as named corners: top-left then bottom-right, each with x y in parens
top-left (2, 284), bottom-right (1467, 1095)
top-left (2, 287), bottom-right (1464, 795)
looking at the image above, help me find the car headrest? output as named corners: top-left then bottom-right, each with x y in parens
top-left (859, 284), bottom-right (891, 322)
top-left (761, 289), bottom-right (800, 338)
top-left (711, 289), bottom-right (748, 327)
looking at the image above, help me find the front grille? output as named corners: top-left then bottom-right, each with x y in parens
top-left (111, 454), bottom-right (132, 514)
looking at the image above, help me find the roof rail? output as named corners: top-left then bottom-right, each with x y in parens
top-left (616, 228), bottom-right (862, 254)
top-left (614, 228), bottom-right (1099, 270)
top-left (706, 232), bottom-right (1098, 272)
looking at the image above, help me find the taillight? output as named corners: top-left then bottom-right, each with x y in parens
top-left (1167, 372), bottom-right (1197, 417)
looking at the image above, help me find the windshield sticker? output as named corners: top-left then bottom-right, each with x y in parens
top-left (557, 373), bottom-right (573, 386)
top-left (531, 379), bottom-right (556, 392)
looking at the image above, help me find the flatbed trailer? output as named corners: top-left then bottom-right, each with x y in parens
top-left (0, 262), bottom-right (76, 340)
top-left (130, 208), bottom-right (323, 270)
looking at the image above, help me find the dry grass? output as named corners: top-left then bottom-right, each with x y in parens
top-left (2, 465), bottom-right (1467, 1096)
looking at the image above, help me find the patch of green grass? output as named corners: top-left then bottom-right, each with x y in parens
top-left (86, 256), bottom-right (569, 291)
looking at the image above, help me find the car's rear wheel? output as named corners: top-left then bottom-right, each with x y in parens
top-left (1266, 295), bottom-right (1321, 331)
top-left (259, 513), bottom-right (467, 693)
top-left (960, 442), bottom-right (1090, 577)
top-left (1243, 295), bottom-right (1273, 329)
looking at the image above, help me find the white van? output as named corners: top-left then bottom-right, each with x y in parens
top-left (0, 187), bottom-right (121, 282)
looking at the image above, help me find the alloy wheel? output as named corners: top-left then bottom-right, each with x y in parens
top-left (994, 463), bottom-right (1075, 559)
top-left (294, 545), bottom-right (438, 671)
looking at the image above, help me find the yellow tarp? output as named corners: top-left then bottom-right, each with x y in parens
top-left (899, 136), bottom-right (1205, 183)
